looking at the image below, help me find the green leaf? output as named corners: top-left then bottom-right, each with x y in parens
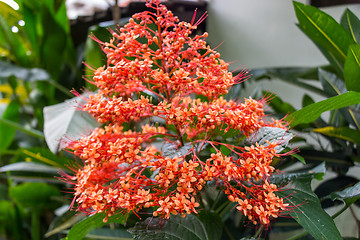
top-left (43, 93), bottom-right (99, 153)
top-left (292, 153), bottom-right (306, 164)
top-left (87, 228), bottom-right (133, 240)
top-left (0, 161), bottom-right (60, 174)
top-left (0, 200), bottom-right (23, 240)
top-left (0, 100), bottom-right (19, 151)
top-left (313, 126), bottom-right (360, 145)
top-left (198, 211), bottom-right (223, 240)
top-left (220, 145), bottom-right (231, 156)
top-left (344, 44), bottom-right (360, 92)
top-left (0, 6), bottom-right (30, 66)
top-left (318, 68), bottom-right (360, 128)
top-left (277, 164), bottom-right (342, 240)
top-left (66, 212), bottom-right (128, 240)
top-left (302, 94), bottom-right (315, 108)
top-left (286, 91), bottom-right (360, 127)
top-left (341, 9), bottom-right (360, 43)
top-left (271, 162), bottom-right (325, 186)
top-left (318, 68), bottom-right (346, 96)
top-left (84, 26), bottom-right (110, 80)
top-left (251, 67), bottom-right (324, 97)
top-left (293, 1), bottom-right (355, 65)
top-left (129, 213), bottom-right (222, 240)
top-left (9, 182), bottom-right (61, 213)
top-left (266, 94), bottom-right (296, 115)
top-left (330, 181), bottom-right (360, 204)
top-left (40, 6), bottom-right (67, 78)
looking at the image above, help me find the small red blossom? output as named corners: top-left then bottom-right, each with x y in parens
top-left (66, 0), bottom-right (292, 226)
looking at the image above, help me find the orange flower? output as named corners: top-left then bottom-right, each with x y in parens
top-left (66, 0), bottom-right (291, 226)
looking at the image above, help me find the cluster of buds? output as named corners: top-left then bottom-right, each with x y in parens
top-left (67, 0), bottom-right (290, 225)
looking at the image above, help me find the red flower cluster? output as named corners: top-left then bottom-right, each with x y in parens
top-left (67, 0), bottom-right (290, 225)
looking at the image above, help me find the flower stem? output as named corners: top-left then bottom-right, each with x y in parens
top-left (254, 225), bottom-right (264, 238)
top-left (0, 118), bottom-right (45, 139)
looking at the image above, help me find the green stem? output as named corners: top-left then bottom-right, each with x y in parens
top-left (0, 149), bottom-right (17, 155)
top-left (47, 79), bottom-right (72, 97)
top-left (0, 118), bottom-right (45, 139)
top-left (210, 190), bottom-right (222, 211)
top-left (31, 212), bottom-right (40, 240)
top-left (254, 225), bottom-right (264, 238)
top-left (332, 203), bottom-right (350, 219)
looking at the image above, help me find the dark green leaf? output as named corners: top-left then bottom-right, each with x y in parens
top-left (129, 213), bottom-right (221, 240)
top-left (313, 126), bottom-right (360, 145)
top-left (297, 149), bottom-right (353, 167)
top-left (66, 212), bottom-right (128, 240)
top-left (286, 91), bottom-right (360, 127)
top-left (251, 67), bottom-right (324, 96)
top-left (344, 44), bottom-right (360, 92)
top-left (87, 228), bottom-right (133, 240)
top-left (277, 164), bottom-right (341, 240)
top-left (271, 162), bottom-right (325, 186)
top-left (0, 100), bottom-right (19, 151)
top-left (302, 94), bottom-right (315, 108)
top-left (198, 211), bottom-right (223, 240)
top-left (46, 211), bottom-right (86, 238)
top-left (293, 2), bottom-right (355, 66)
top-left (318, 68), bottom-right (346, 96)
top-left (9, 182), bottom-right (61, 212)
top-left (318, 68), bottom-right (360, 128)
top-left (0, 161), bottom-right (60, 174)
top-left (267, 94), bottom-right (296, 115)
top-left (341, 9), bottom-right (360, 43)
top-left (43, 93), bottom-right (99, 153)
top-left (40, 6), bottom-right (67, 78)
top-left (330, 181), bottom-right (360, 203)
top-left (292, 153), bottom-right (306, 164)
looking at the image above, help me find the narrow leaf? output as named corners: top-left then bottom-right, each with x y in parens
top-left (330, 181), bottom-right (360, 203)
top-left (293, 1), bottom-right (355, 65)
top-left (313, 126), bottom-right (360, 145)
top-left (341, 9), bottom-right (360, 43)
top-left (0, 100), bottom-right (19, 151)
top-left (66, 212), bottom-right (128, 240)
top-left (302, 94), bottom-right (315, 108)
top-left (0, 161), bottom-right (60, 174)
top-left (286, 91), bottom-right (360, 127)
top-left (270, 162), bottom-right (325, 186)
top-left (318, 68), bottom-right (346, 96)
top-left (318, 68), bottom-right (360, 128)
top-left (276, 164), bottom-right (341, 240)
top-left (344, 44), bottom-right (360, 92)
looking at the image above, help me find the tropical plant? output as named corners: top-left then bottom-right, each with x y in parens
top-left (245, 1), bottom-right (360, 238)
